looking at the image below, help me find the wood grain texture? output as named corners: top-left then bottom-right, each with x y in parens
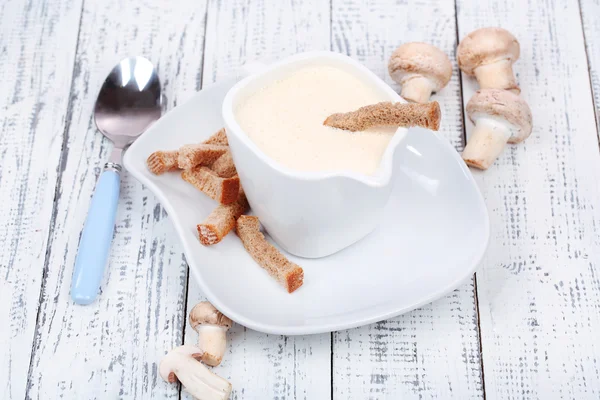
top-left (331, 0), bottom-right (484, 398)
top-left (201, 0), bottom-right (331, 83)
top-left (457, 0), bottom-right (600, 398)
top-left (24, 1), bottom-right (209, 398)
top-left (4, 1), bottom-right (598, 399)
top-left (184, 279), bottom-right (332, 400)
top-left (181, 1), bottom-right (332, 399)
top-left (580, 0), bottom-right (600, 128)
top-left (0, 1), bottom-right (83, 399)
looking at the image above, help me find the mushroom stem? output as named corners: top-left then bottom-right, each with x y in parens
top-left (474, 60), bottom-right (520, 93)
top-left (462, 117), bottom-right (512, 170)
top-left (160, 346), bottom-right (232, 400)
top-left (189, 301), bottom-right (233, 367)
top-left (400, 76), bottom-right (436, 103)
top-left (197, 325), bottom-right (228, 367)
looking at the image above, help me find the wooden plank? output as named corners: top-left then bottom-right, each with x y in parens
top-left (0, 0), bottom-right (83, 399)
top-left (580, 0), bottom-right (600, 127)
top-left (181, 0), bottom-right (332, 399)
top-left (457, 0), bottom-right (600, 398)
top-left (24, 1), bottom-right (209, 398)
top-left (201, 0), bottom-right (331, 82)
top-left (184, 278), bottom-right (332, 400)
top-left (331, 1), bottom-right (484, 398)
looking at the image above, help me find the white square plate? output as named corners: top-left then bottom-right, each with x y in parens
top-left (123, 74), bottom-right (489, 335)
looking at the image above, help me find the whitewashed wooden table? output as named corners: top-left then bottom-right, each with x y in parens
top-left (2, 0), bottom-right (600, 398)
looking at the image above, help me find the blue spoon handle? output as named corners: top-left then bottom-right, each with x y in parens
top-left (71, 164), bottom-right (121, 305)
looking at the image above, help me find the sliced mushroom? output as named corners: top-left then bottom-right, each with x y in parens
top-left (457, 27), bottom-right (520, 93)
top-left (388, 42), bottom-right (453, 103)
top-left (462, 89), bottom-right (532, 170)
top-left (160, 345), bottom-right (232, 400)
top-left (189, 301), bottom-right (233, 366)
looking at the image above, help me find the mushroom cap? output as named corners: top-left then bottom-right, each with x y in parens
top-left (466, 89), bottom-right (533, 143)
top-left (189, 301), bottom-right (233, 331)
top-left (457, 27), bottom-right (520, 75)
top-left (159, 345), bottom-right (203, 383)
top-left (388, 42), bottom-right (453, 90)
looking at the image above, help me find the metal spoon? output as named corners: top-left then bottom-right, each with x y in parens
top-left (71, 56), bottom-right (161, 305)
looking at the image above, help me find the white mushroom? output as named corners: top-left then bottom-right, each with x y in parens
top-left (457, 27), bottom-right (520, 93)
top-left (189, 301), bottom-right (233, 367)
top-left (462, 89), bottom-right (532, 170)
top-left (388, 42), bottom-right (453, 103)
top-left (160, 345), bottom-right (232, 400)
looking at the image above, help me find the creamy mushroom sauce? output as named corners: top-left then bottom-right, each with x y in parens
top-left (235, 65), bottom-right (397, 175)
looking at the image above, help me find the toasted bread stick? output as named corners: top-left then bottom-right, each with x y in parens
top-left (203, 127), bottom-right (228, 146)
top-left (323, 101), bottom-right (441, 131)
top-left (197, 190), bottom-right (249, 245)
top-left (146, 128), bottom-right (228, 174)
top-left (181, 167), bottom-right (240, 205)
top-left (203, 128), bottom-right (236, 177)
top-left (177, 144), bottom-right (228, 170)
top-left (236, 216), bottom-right (304, 293)
top-left (209, 150), bottom-right (237, 178)
top-left (147, 150), bottom-right (179, 175)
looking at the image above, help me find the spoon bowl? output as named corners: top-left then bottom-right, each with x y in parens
top-left (95, 57), bottom-right (161, 147)
top-left (71, 56), bottom-right (161, 305)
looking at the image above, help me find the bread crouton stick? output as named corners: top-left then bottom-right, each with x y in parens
top-left (197, 190), bottom-right (249, 245)
top-left (147, 127), bottom-right (228, 174)
top-left (209, 151), bottom-right (237, 178)
top-left (181, 167), bottom-right (240, 205)
top-left (203, 127), bottom-right (228, 146)
top-left (323, 101), bottom-right (441, 132)
top-left (177, 144), bottom-right (228, 170)
top-left (236, 216), bottom-right (304, 293)
top-left (147, 150), bottom-right (179, 174)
